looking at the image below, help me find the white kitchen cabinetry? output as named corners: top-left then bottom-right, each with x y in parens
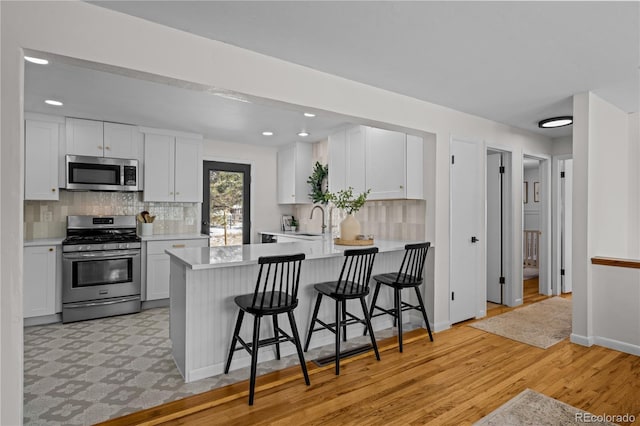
top-left (328, 126), bottom-right (366, 194)
top-left (145, 238), bottom-right (208, 300)
top-left (23, 245), bottom-right (58, 318)
top-left (277, 142), bottom-right (313, 204)
top-left (66, 118), bottom-right (141, 159)
top-left (25, 120), bottom-right (59, 200)
top-left (328, 125), bottom-right (423, 200)
top-left (143, 132), bottom-right (203, 202)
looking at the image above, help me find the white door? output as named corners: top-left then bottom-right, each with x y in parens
top-left (25, 120), bottom-right (59, 200)
top-left (450, 138), bottom-right (483, 323)
top-left (66, 118), bottom-right (104, 157)
top-left (103, 122), bottom-right (138, 159)
top-left (144, 133), bottom-right (175, 202)
top-left (486, 153), bottom-right (502, 304)
top-left (365, 127), bottom-right (406, 200)
top-left (174, 137), bottom-right (203, 203)
top-left (562, 159), bottom-right (573, 293)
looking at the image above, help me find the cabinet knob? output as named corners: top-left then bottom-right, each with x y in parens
top-left (399, 185), bottom-right (404, 189)
top-left (98, 145), bottom-right (103, 150)
top-left (176, 192), bottom-right (180, 195)
top-left (169, 192), bottom-right (174, 195)
top-left (48, 248), bottom-right (54, 252)
top-left (51, 188), bottom-right (56, 192)
top-left (105, 146), bottom-right (111, 150)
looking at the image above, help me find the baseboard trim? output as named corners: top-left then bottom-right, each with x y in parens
top-left (570, 333), bottom-right (593, 347)
top-left (593, 336), bottom-right (640, 356)
top-left (434, 321), bottom-right (451, 332)
top-left (24, 313), bottom-right (61, 327)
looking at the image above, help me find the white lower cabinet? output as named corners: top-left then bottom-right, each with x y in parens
top-left (23, 245), bottom-right (58, 318)
top-left (145, 238), bottom-right (208, 300)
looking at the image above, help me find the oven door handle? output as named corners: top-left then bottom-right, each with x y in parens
top-left (63, 250), bottom-right (141, 259)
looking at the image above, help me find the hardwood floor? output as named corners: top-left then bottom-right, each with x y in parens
top-left (101, 287), bottom-right (639, 426)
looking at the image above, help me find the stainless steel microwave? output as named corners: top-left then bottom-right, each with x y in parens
top-left (66, 155), bottom-right (139, 191)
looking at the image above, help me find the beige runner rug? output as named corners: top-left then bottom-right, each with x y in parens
top-left (471, 297), bottom-right (571, 349)
top-left (474, 389), bottom-right (618, 425)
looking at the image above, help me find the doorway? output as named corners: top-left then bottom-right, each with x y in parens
top-left (559, 158), bottom-right (573, 293)
top-left (202, 161), bottom-right (251, 246)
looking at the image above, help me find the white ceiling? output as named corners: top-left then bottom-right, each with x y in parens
top-left (27, 1), bottom-right (639, 144)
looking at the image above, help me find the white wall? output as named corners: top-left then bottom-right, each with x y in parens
top-left (202, 138), bottom-right (287, 242)
top-left (571, 92), bottom-right (635, 350)
top-left (629, 112), bottom-right (640, 258)
top-left (551, 135), bottom-right (573, 156)
top-left (0, 3), bottom-right (556, 422)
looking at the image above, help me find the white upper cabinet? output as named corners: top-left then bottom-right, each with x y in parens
top-left (277, 142), bottom-right (313, 204)
top-left (328, 126), bottom-right (366, 194)
top-left (365, 127), bottom-right (407, 200)
top-left (25, 120), bottom-right (59, 200)
top-left (66, 118), bottom-right (140, 160)
top-left (328, 125), bottom-right (424, 200)
top-left (143, 131), bottom-right (202, 202)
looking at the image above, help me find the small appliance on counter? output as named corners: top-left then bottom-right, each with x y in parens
top-left (61, 215), bottom-right (141, 323)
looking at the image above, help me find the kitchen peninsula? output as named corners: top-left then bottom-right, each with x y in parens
top-left (166, 239), bottom-right (426, 382)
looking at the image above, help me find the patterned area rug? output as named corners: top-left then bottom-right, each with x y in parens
top-left (474, 389), bottom-right (617, 425)
top-left (471, 297), bottom-right (571, 349)
top-left (24, 307), bottom-right (404, 425)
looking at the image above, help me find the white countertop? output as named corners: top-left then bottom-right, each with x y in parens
top-left (24, 237), bottom-right (65, 247)
top-left (139, 233), bottom-right (209, 241)
top-left (166, 239), bottom-right (417, 270)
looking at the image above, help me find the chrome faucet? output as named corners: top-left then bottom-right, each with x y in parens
top-left (309, 205), bottom-right (327, 234)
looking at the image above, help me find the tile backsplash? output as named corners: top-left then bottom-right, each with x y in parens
top-left (24, 191), bottom-right (199, 240)
top-left (294, 199), bottom-right (426, 241)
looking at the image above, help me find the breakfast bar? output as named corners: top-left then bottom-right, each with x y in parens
top-left (166, 239), bottom-right (422, 382)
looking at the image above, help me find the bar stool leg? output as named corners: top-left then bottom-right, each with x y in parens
top-left (341, 302), bottom-right (347, 342)
top-left (335, 299), bottom-right (342, 375)
top-left (393, 290), bottom-right (398, 328)
top-left (273, 314), bottom-right (281, 360)
top-left (414, 287), bottom-right (434, 341)
top-left (359, 296), bottom-right (380, 360)
top-left (304, 293), bottom-right (323, 352)
top-left (287, 311), bottom-right (310, 385)
top-left (365, 281), bottom-right (382, 336)
top-left (395, 288), bottom-right (403, 352)
top-left (224, 310), bottom-right (244, 374)
top-left (249, 315), bottom-right (261, 406)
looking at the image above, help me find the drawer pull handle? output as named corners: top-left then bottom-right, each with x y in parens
top-left (172, 244), bottom-right (186, 248)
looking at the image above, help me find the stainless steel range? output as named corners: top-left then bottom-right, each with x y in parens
top-left (62, 215), bottom-right (141, 323)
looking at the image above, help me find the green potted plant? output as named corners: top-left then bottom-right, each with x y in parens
top-left (329, 187), bottom-right (370, 240)
top-left (290, 217), bottom-right (299, 232)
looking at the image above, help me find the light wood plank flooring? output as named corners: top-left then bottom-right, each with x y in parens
top-left (101, 289), bottom-right (639, 426)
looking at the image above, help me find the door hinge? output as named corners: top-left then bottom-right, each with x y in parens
top-left (451, 155), bottom-right (455, 164)
top-left (451, 291), bottom-right (455, 301)
top-left (499, 166), bottom-right (505, 174)
top-left (561, 171), bottom-right (565, 178)
top-left (561, 269), bottom-right (565, 276)
top-left (499, 276), bottom-right (505, 284)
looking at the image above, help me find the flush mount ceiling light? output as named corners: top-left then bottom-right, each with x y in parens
top-left (297, 131), bottom-right (310, 137)
top-left (262, 131), bottom-right (274, 136)
top-left (303, 112), bottom-right (316, 117)
top-left (538, 116), bottom-right (573, 128)
top-left (24, 56), bottom-right (49, 65)
top-left (45, 99), bottom-right (63, 106)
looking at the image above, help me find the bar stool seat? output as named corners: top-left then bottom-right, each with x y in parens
top-left (368, 242), bottom-right (433, 352)
top-left (304, 247), bottom-right (380, 375)
top-left (224, 253), bottom-right (309, 405)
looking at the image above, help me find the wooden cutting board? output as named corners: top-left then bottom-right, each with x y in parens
top-left (333, 238), bottom-right (374, 246)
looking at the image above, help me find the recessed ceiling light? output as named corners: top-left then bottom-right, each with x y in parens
top-left (45, 99), bottom-right (63, 106)
top-left (538, 116), bottom-right (573, 128)
top-left (303, 112), bottom-right (316, 117)
top-left (298, 131), bottom-right (310, 137)
top-left (262, 131), bottom-right (274, 136)
top-left (24, 56), bottom-right (49, 65)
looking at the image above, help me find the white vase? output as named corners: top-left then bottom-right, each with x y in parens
top-left (340, 214), bottom-right (360, 240)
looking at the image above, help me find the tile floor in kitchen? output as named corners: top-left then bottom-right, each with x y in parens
top-left (24, 307), bottom-right (404, 425)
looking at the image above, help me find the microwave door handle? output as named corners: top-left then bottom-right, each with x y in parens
top-left (63, 250), bottom-right (141, 259)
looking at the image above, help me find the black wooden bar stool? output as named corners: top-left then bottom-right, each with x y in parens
top-left (224, 253), bottom-right (310, 405)
top-left (368, 242), bottom-right (433, 352)
top-left (303, 247), bottom-right (380, 375)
